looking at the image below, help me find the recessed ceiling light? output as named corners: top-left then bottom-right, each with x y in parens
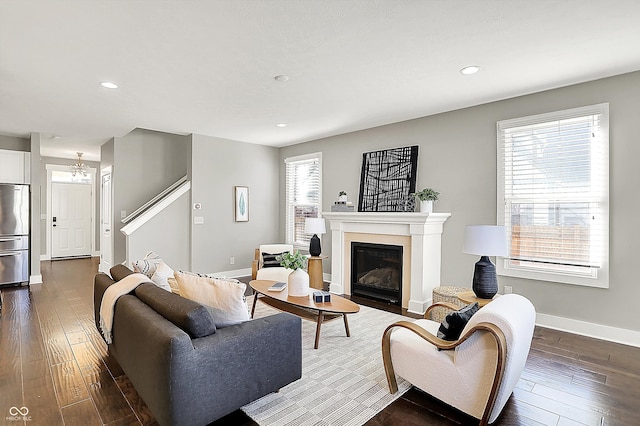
top-left (460, 66), bottom-right (480, 75)
top-left (276, 123), bottom-right (287, 128)
top-left (274, 75), bottom-right (289, 82)
top-left (100, 81), bottom-right (118, 89)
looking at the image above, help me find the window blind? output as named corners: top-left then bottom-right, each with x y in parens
top-left (285, 153), bottom-right (322, 247)
top-left (497, 104), bottom-right (609, 282)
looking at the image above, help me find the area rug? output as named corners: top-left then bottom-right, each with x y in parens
top-left (242, 297), bottom-right (413, 425)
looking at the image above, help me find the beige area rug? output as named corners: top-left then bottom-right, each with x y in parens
top-left (242, 296), bottom-right (413, 426)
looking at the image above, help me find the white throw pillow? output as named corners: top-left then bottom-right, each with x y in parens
top-left (167, 276), bottom-right (180, 295)
top-left (132, 251), bottom-right (163, 278)
top-left (150, 261), bottom-right (173, 292)
top-left (174, 271), bottom-right (250, 327)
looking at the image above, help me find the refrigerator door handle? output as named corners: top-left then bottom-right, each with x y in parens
top-left (0, 237), bottom-right (22, 242)
top-left (0, 252), bottom-right (23, 257)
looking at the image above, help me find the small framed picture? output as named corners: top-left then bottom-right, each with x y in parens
top-left (234, 186), bottom-right (249, 222)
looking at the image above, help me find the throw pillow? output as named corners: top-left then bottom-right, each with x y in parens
top-left (134, 283), bottom-right (216, 338)
top-left (174, 271), bottom-right (250, 327)
top-left (150, 261), bottom-right (173, 292)
top-left (167, 276), bottom-right (180, 295)
top-left (262, 251), bottom-right (288, 268)
top-left (437, 302), bottom-right (480, 341)
top-left (132, 251), bottom-right (163, 278)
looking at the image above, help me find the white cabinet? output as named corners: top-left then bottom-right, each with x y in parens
top-left (0, 149), bottom-right (30, 184)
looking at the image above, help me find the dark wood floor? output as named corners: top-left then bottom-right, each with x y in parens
top-left (1, 258), bottom-right (639, 425)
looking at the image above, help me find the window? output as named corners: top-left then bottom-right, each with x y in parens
top-left (51, 170), bottom-right (92, 184)
top-left (285, 153), bottom-right (322, 248)
top-left (497, 103), bottom-right (609, 288)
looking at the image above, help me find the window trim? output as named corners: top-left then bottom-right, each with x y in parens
top-left (284, 152), bottom-right (322, 250)
top-left (496, 103), bottom-right (609, 288)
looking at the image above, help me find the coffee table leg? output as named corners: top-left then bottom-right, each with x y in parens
top-left (250, 294), bottom-right (259, 319)
top-left (343, 314), bottom-right (351, 337)
top-left (314, 312), bottom-right (324, 349)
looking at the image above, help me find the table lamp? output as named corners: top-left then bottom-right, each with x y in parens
top-left (305, 217), bottom-right (326, 256)
top-left (463, 225), bottom-right (508, 299)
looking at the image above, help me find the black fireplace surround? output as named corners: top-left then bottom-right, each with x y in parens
top-left (351, 242), bottom-right (402, 305)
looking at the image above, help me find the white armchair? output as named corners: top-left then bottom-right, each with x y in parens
top-left (382, 294), bottom-right (535, 425)
top-left (251, 244), bottom-right (294, 283)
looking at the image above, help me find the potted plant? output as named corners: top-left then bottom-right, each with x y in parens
top-left (278, 250), bottom-right (309, 296)
top-left (338, 190), bottom-right (348, 203)
top-left (413, 188), bottom-right (440, 213)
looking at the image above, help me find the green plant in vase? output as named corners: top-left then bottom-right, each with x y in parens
top-left (412, 188), bottom-right (440, 213)
top-left (277, 250), bottom-right (307, 270)
top-left (278, 250), bottom-right (309, 296)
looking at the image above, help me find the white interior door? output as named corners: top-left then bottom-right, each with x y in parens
top-left (99, 168), bottom-right (113, 273)
top-left (51, 183), bottom-right (92, 258)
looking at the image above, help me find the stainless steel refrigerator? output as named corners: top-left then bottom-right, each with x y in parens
top-left (0, 183), bottom-right (30, 286)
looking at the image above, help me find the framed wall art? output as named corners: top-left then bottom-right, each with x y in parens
top-left (234, 186), bottom-right (249, 222)
top-left (358, 145), bottom-right (418, 212)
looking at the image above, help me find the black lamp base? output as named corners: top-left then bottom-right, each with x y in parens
top-left (309, 234), bottom-right (322, 256)
top-left (472, 256), bottom-right (498, 299)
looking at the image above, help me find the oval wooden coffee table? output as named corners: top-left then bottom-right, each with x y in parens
top-left (250, 280), bottom-right (360, 349)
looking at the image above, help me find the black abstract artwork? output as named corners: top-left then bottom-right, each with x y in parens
top-left (358, 146), bottom-right (419, 212)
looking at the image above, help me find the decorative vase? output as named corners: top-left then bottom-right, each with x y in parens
top-left (288, 268), bottom-right (310, 297)
top-left (419, 200), bottom-right (434, 213)
top-left (472, 256), bottom-right (498, 299)
top-left (338, 195), bottom-right (347, 202)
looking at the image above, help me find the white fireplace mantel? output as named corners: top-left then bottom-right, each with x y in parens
top-left (323, 211), bottom-right (451, 314)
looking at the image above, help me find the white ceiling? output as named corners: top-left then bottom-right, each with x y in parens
top-left (1, 1), bottom-right (640, 162)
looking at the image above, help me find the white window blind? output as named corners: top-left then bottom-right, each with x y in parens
top-left (497, 103), bottom-right (609, 288)
top-left (285, 153), bottom-right (322, 248)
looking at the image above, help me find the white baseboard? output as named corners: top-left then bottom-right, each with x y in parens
top-left (29, 275), bottom-right (43, 284)
top-left (40, 254), bottom-right (50, 261)
top-left (209, 267), bottom-right (252, 279)
top-left (536, 313), bottom-right (640, 348)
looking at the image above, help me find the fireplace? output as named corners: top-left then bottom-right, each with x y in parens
top-left (323, 212), bottom-right (450, 314)
top-left (351, 242), bottom-right (402, 305)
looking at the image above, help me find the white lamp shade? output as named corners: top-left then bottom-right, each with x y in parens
top-left (463, 225), bottom-right (508, 256)
top-left (305, 217), bottom-right (326, 235)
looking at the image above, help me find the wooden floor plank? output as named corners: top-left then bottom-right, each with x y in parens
top-left (61, 398), bottom-right (103, 426)
top-left (51, 360), bottom-right (91, 407)
top-left (23, 374), bottom-right (65, 426)
top-left (0, 356), bottom-right (23, 419)
top-left (114, 375), bottom-right (159, 426)
top-left (84, 370), bottom-right (135, 425)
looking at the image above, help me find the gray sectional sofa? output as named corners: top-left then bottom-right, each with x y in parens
top-left (94, 264), bottom-right (302, 426)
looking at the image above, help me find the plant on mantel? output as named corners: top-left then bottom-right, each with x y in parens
top-left (413, 188), bottom-right (440, 201)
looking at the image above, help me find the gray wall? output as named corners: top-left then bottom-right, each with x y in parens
top-left (126, 190), bottom-right (191, 271)
top-left (0, 135), bottom-right (29, 151)
top-left (190, 134), bottom-right (280, 273)
top-left (279, 71), bottom-right (640, 332)
top-left (39, 156), bottom-right (101, 255)
top-left (105, 128), bottom-right (190, 264)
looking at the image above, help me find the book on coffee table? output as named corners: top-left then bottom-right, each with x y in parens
top-left (268, 281), bottom-right (287, 292)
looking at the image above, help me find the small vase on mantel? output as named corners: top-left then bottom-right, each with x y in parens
top-left (288, 268), bottom-right (310, 297)
top-left (420, 200), bottom-right (434, 214)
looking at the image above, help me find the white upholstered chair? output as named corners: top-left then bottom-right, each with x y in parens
top-left (382, 293), bottom-right (536, 425)
top-left (251, 244), bottom-right (294, 283)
